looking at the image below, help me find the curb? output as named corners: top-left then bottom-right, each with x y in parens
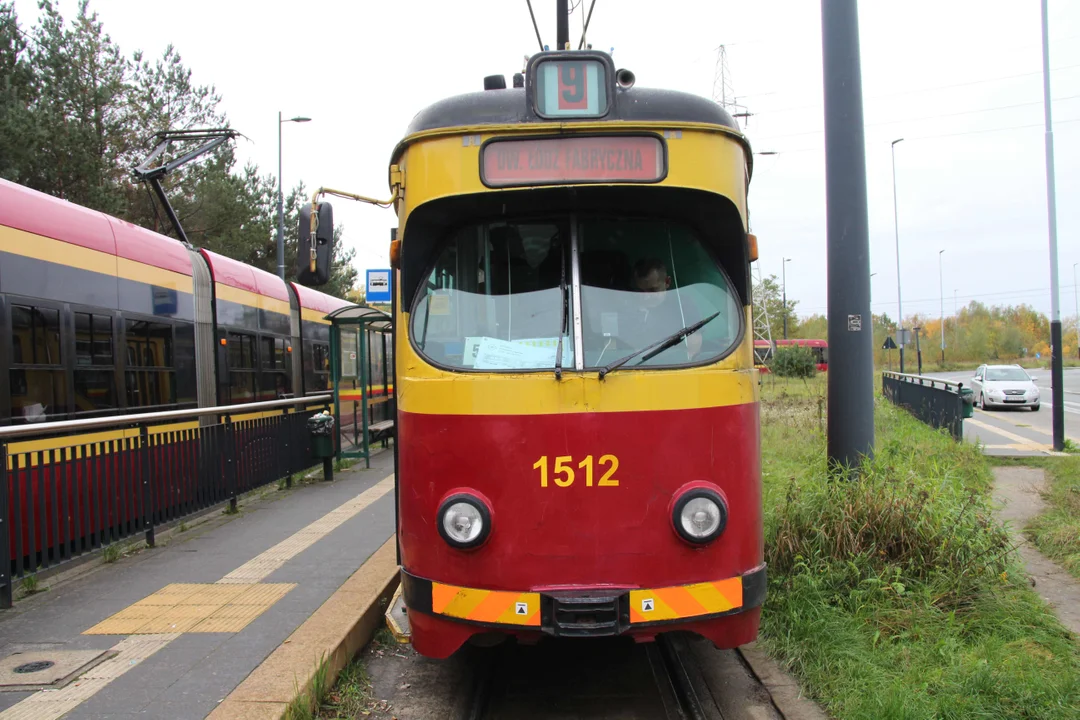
top-left (737, 643), bottom-right (831, 720)
top-left (208, 535), bottom-right (399, 719)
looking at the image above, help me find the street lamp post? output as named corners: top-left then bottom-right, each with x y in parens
top-left (954, 288), bottom-right (959, 354)
top-left (891, 138), bottom-right (905, 373)
top-left (782, 257), bottom-right (791, 339)
top-left (277, 112), bottom-right (312, 280)
top-left (1040, 0), bottom-right (1065, 451)
top-left (939, 249), bottom-right (945, 365)
top-left (1074, 262), bottom-right (1078, 358)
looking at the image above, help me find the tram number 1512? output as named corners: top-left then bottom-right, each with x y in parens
top-left (533, 455), bottom-right (619, 488)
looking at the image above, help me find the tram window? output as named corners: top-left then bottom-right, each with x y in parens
top-left (74, 369), bottom-right (116, 412)
top-left (261, 370), bottom-right (291, 399)
top-left (409, 221), bottom-right (571, 370)
top-left (174, 323), bottom-right (197, 406)
top-left (577, 218), bottom-right (741, 368)
top-left (228, 332), bottom-right (255, 369)
top-left (10, 370), bottom-right (67, 422)
top-left (75, 313), bottom-right (113, 366)
top-left (276, 338), bottom-right (287, 369)
top-left (259, 337), bottom-right (292, 399)
top-left (229, 372), bottom-right (256, 403)
top-left (261, 337), bottom-right (274, 369)
top-left (12, 304), bottom-right (62, 365)
top-left (225, 332), bottom-right (257, 403)
top-left (126, 320), bottom-right (174, 368)
top-left (311, 343), bottom-right (330, 390)
top-left (125, 320), bottom-right (177, 409)
top-left (10, 305), bottom-right (68, 421)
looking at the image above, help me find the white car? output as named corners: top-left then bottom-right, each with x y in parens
top-left (970, 364), bottom-right (1040, 411)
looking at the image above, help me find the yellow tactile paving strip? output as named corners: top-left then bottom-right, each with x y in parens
top-left (0, 473), bottom-right (396, 720)
top-left (84, 583), bottom-right (296, 635)
top-left (219, 476), bottom-right (396, 584)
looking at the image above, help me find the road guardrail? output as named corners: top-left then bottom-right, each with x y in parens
top-left (882, 372), bottom-right (971, 441)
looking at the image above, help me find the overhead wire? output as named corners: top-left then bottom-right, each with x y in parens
top-left (750, 115), bottom-right (1080, 155)
top-left (751, 63), bottom-right (1080, 118)
top-left (797, 284), bottom-right (1079, 314)
top-left (755, 101), bottom-right (1080, 143)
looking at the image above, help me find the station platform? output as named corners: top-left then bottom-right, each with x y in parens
top-left (0, 450), bottom-right (396, 720)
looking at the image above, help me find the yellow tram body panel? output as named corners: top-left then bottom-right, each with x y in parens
top-left (392, 124), bottom-right (756, 418)
top-left (394, 123), bottom-right (749, 224)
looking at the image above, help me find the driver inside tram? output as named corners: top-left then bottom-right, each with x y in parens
top-left (627, 258), bottom-right (702, 360)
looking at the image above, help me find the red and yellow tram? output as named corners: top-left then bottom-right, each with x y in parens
top-left (386, 51), bottom-right (764, 658)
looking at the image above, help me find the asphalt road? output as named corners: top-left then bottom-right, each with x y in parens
top-left (923, 367), bottom-right (1080, 456)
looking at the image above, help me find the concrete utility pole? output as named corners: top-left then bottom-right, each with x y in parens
top-left (1040, 0), bottom-right (1065, 451)
top-left (822, 0), bottom-right (874, 469)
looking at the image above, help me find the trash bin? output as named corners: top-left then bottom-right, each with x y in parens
top-left (959, 387), bottom-right (974, 419)
top-left (307, 413), bottom-right (336, 458)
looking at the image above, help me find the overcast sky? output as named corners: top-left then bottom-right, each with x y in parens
top-left (17, 0), bottom-right (1080, 322)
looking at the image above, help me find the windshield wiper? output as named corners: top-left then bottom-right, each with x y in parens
top-left (554, 240), bottom-right (568, 379)
top-left (598, 310), bottom-right (722, 380)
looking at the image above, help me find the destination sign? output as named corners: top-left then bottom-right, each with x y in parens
top-left (534, 59), bottom-right (608, 117)
top-left (481, 136), bottom-right (664, 187)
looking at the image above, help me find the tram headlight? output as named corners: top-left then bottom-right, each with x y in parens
top-left (437, 494), bottom-right (491, 549)
top-left (672, 489), bottom-right (727, 544)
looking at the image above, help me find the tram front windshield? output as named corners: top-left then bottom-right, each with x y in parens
top-left (410, 217), bottom-right (743, 371)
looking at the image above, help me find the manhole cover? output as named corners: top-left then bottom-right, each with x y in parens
top-left (13, 660), bottom-right (54, 674)
top-left (0, 650), bottom-right (115, 691)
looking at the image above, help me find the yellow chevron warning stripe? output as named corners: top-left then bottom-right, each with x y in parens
top-left (431, 582), bottom-right (540, 627)
top-left (629, 577), bottom-right (742, 623)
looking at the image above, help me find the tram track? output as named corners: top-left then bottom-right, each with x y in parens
top-left (362, 631), bottom-right (784, 719)
top-left (458, 634), bottom-right (732, 720)
top-left (651, 635), bottom-right (712, 720)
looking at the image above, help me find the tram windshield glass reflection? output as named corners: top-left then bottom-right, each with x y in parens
top-left (409, 217), bottom-right (741, 371)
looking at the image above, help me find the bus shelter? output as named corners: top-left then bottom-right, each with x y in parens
top-left (326, 305), bottom-right (394, 467)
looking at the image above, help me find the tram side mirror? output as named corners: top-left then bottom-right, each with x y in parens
top-left (296, 202), bottom-right (334, 286)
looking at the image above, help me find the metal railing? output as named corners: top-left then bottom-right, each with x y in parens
top-left (0, 395), bottom-right (332, 608)
top-left (882, 372), bottom-right (966, 441)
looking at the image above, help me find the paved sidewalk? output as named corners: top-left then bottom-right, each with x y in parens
top-left (992, 466), bottom-right (1080, 636)
top-left (0, 452), bottom-right (396, 720)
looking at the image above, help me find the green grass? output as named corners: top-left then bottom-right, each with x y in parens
top-left (317, 654), bottom-right (374, 719)
top-left (19, 574), bottom-right (40, 595)
top-left (314, 630), bottom-right (398, 719)
top-left (102, 544), bottom-right (122, 564)
top-left (1025, 456), bottom-right (1080, 580)
top-left (759, 376), bottom-right (1080, 720)
top-left (286, 655), bottom-right (330, 720)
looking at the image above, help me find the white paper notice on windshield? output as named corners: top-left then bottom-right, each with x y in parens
top-left (473, 337), bottom-right (553, 370)
top-left (513, 337), bottom-right (573, 367)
